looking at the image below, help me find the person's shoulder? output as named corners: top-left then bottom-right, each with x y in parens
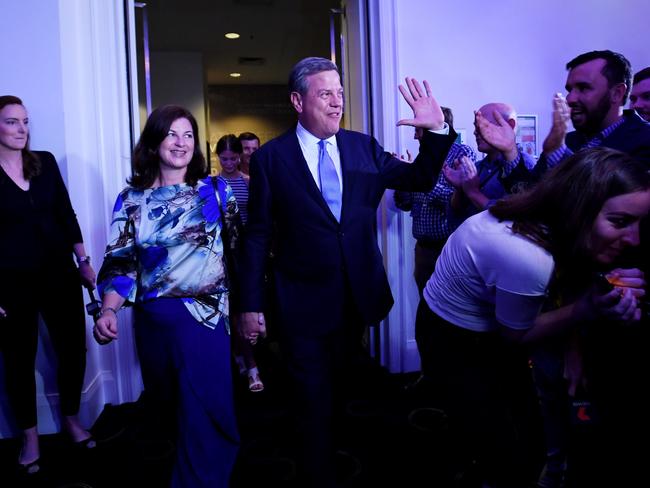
top-left (469, 212), bottom-right (551, 264)
top-left (31, 150), bottom-right (57, 170)
top-left (337, 128), bottom-right (371, 143)
top-left (32, 150), bottom-right (55, 161)
top-left (118, 185), bottom-right (145, 201)
top-left (623, 110), bottom-right (650, 135)
top-left (251, 129), bottom-right (295, 160)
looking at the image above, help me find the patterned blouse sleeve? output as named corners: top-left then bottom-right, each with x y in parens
top-left (97, 189), bottom-right (139, 304)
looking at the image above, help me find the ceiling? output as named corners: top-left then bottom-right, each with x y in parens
top-left (142, 0), bottom-right (342, 85)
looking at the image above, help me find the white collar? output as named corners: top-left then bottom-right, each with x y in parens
top-left (296, 122), bottom-right (338, 149)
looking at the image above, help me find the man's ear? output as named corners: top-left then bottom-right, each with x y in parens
top-left (610, 82), bottom-right (627, 106)
top-left (507, 118), bottom-right (516, 130)
top-left (290, 91), bottom-right (303, 113)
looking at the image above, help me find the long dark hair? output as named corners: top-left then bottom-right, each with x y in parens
top-left (129, 105), bottom-right (207, 189)
top-left (0, 95), bottom-right (41, 179)
top-left (490, 147), bottom-right (650, 271)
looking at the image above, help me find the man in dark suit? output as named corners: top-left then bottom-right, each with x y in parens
top-left (238, 57), bottom-right (454, 486)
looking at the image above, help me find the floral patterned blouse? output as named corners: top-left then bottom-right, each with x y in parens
top-left (98, 176), bottom-right (240, 332)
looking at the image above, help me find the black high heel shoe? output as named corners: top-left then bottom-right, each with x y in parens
top-left (72, 435), bottom-right (97, 449)
top-left (18, 458), bottom-right (40, 475)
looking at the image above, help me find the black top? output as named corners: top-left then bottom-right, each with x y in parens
top-left (0, 151), bottom-right (83, 271)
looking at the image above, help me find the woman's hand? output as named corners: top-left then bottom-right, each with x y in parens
top-left (94, 309), bottom-right (118, 345)
top-left (79, 262), bottom-right (97, 289)
top-left (607, 268), bottom-right (646, 298)
top-left (591, 287), bottom-right (642, 323)
top-left (0, 305), bottom-right (6, 319)
top-left (239, 312), bottom-right (266, 345)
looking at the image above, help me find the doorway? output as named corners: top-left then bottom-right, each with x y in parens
top-left (125, 0), bottom-right (370, 169)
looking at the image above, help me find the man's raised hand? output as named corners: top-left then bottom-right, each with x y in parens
top-left (397, 78), bottom-right (444, 130)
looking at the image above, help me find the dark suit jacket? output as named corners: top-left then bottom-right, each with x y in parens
top-left (239, 126), bottom-right (455, 336)
top-left (502, 110), bottom-right (650, 190)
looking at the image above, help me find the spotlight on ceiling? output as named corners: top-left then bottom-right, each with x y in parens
top-left (224, 32), bottom-right (240, 39)
top-left (229, 72), bottom-right (242, 78)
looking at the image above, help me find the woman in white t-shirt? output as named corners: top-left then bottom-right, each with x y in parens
top-left (417, 147), bottom-right (650, 488)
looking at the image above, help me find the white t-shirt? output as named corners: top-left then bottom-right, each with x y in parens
top-left (423, 210), bottom-right (554, 332)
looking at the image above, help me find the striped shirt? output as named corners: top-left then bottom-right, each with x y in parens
top-left (222, 175), bottom-right (249, 225)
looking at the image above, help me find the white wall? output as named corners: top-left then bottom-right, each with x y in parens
top-left (2, 1), bottom-right (66, 170)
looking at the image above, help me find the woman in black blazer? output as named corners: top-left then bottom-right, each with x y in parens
top-left (0, 95), bottom-right (96, 474)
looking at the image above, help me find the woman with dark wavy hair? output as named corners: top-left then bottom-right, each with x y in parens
top-left (95, 105), bottom-right (241, 487)
top-left (416, 147), bottom-right (650, 488)
top-left (0, 95), bottom-right (96, 475)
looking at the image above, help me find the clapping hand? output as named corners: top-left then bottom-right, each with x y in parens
top-left (397, 77), bottom-right (444, 130)
top-left (474, 110), bottom-right (517, 160)
top-left (443, 156), bottom-right (477, 190)
top-left (542, 93), bottom-right (570, 154)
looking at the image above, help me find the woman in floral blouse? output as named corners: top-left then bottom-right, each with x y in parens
top-left (95, 105), bottom-right (240, 487)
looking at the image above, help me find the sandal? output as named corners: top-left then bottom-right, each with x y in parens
top-left (247, 368), bottom-right (265, 392)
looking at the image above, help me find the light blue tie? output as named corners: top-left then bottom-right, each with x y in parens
top-left (318, 139), bottom-right (342, 221)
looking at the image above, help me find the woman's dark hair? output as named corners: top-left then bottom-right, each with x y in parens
top-left (216, 134), bottom-right (242, 155)
top-left (490, 147), bottom-right (650, 269)
top-left (0, 95), bottom-right (41, 179)
top-left (129, 105), bottom-right (206, 189)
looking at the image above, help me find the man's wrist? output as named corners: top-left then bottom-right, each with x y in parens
top-left (503, 146), bottom-right (519, 162)
top-left (77, 255), bottom-right (91, 265)
top-left (427, 122), bottom-right (449, 134)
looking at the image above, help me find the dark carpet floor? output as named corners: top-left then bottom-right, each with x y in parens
top-left (0, 342), bottom-right (598, 488)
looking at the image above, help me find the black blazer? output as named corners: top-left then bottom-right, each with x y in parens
top-left (0, 151), bottom-right (82, 270)
top-left (239, 126), bottom-right (455, 336)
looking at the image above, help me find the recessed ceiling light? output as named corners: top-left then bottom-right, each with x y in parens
top-left (224, 32), bottom-right (240, 39)
top-left (229, 72), bottom-right (242, 78)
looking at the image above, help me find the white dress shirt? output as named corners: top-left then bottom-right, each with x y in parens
top-left (296, 122), bottom-right (343, 193)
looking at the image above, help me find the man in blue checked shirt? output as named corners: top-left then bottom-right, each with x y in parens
top-left (394, 106), bottom-right (476, 294)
